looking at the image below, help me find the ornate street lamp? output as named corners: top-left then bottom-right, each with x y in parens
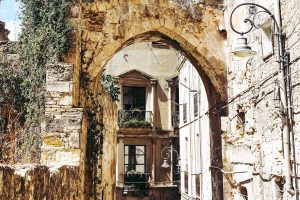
top-left (160, 146), bottom-right (181, 190)
top-left (160, 146), bottom-right (180, 171)
top-left (230, 2), bottom-right (294, 195)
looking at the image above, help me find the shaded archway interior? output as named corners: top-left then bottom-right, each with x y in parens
top-left (97, 31), bottom-right (225, 109)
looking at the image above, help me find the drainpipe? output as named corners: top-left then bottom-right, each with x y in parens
top-left (274, 0), bottom-right (294, 195)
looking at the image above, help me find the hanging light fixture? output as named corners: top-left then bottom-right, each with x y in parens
top-left (233, 37), bottom-right (257, 57)
top-left (161, 159), bottom-right (170, 168)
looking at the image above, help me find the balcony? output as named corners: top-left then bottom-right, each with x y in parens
top-left (123, 172), bottom-right (151, 196)
top-left (118, 110), bottom-right (153, 128)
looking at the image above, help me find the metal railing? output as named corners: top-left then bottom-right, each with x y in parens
top-left (118, 110), bottom-right (153, 128)
top-left (123, 173), bottom-right (151, 193)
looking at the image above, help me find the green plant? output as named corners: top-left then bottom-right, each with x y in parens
top-left (100, 73), bottom-right (120, 102)
top-left (17, 0), bottom-right (72, 123)
top-left (123, 119), bottom-right (152, 128)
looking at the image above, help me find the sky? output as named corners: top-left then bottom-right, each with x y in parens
top-left (0, 0), bottom-right (21, 41)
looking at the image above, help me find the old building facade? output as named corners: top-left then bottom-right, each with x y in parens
top-left (1, 0), bottom-right (300, 199)
top-left (105, 42), bottom-right (181, 199)
top-left (178, 57), bottom-right (211, 199)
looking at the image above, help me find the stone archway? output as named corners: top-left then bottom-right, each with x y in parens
top-left (65, 1), bottom-right (227, 199)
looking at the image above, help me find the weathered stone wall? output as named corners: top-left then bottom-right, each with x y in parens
top-left (65, 0), bottom-right (227, 106)
top-left (42, 63), bottom-right (83, 166)
top-left (65, 2), bottom-right (227, 199)
top-left (0, 165), bottom-right (82, 200)
top-left (223, 0), bottom-right (300, 199)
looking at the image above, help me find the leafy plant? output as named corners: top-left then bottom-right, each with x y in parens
top-left (123, 119), bottom-right (152, 128)
top-left (17, 0), bottom-right (72, 123)
top-left (100, 73), bottom-right (120, 102)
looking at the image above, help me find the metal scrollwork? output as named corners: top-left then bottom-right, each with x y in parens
top-left (230, 3), bottom-right (280, 36)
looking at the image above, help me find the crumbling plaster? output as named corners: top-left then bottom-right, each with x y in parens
top-left (223, 0), bottom-right (300, 199)
top-left (65, 0), bottom-right (227, 106)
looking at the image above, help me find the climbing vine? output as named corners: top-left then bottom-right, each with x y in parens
top-left (0, 0), bottom-right (72, 163)
top-left (81, 70), bottom-right (105, 199)
top-left (17, 0), bottom-right (72, 123)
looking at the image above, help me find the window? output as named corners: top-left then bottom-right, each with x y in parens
top-left (260, 19), bottom-right (273, 59)
top-left (196, 174), bottom-right (201, 197)
top-left (184, 172), bottom-right (189, 193)
top-left (183, 103), bottom-right (187, 123)
top-left (124, 145), bottom-right (146, 173)
top-left (123, 86), bottom-right (146, 110)
top-left (193, 93), bottom-right (198, 116)
top-left (124, 145), bottom-right (147, 191)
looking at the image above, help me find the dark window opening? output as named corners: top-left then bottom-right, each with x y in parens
top-left (123, 86), bottom-right (146, 110)
top-left (239, 186), bottom-right (248, 200)
top-left (184, 172), bottom-right (188, 193)
top-left (194, 93), bottom-right (198, 116)
top-left (183, 103), bottom-right (187, 123)
top-left (176, 87), bottom-right (179, 112)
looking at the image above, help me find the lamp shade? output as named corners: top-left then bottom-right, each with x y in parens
top-left (161, 159), bottom-right (170, 168)
top-left (233, 37), bottom-right (257, 57)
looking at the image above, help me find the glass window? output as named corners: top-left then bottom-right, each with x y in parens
top-left (183, 103), bottom-right (187, 123)
top-left (124, 145), bottom-right (146, 173)
top-left (123, 86), bottom-right (146, 110)
top-left (193, 93), bottom-right (198, 116)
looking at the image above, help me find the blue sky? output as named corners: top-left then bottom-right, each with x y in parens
top-left (0, 0), bottom-right (21, 41)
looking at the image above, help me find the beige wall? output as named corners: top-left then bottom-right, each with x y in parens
top-left (106, 42), bottom-right (179, 131)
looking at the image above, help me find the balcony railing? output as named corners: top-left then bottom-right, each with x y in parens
top-left (172, 111), bottom-right (180, 128)
top-left (124, 173), bottom-right (151, 192)
top-left (118, 110), bottom-right (153, 128)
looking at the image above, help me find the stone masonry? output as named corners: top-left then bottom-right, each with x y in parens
top-left (41, 63), bottom-right (83, 166)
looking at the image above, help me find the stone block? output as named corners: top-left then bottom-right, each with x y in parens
top-left (69, 132), bottom-right (80, 148)
top-left (58, 95), bottom-right (73, 106)
top-left (43, 135), bottom-right (63, 147)
top-left (46, 63), bottom-right (73, 82)
top-left (41, 148), bottom-right (81, 166)
top-left (46, 82), bottom-right (73, 93)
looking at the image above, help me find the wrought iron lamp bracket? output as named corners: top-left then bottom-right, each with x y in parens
top-left (230, 3), bottom-right (280, 36)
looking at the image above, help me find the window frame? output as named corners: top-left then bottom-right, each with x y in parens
top-left (193, 93), bottom-right (198, 116)
top-left (124, 145), bottom-right (146, 174)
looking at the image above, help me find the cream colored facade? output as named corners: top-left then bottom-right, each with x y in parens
top-left (178, 58), bottom-right (211, 200)
top-left (106, 42), bottom-right (181, 199)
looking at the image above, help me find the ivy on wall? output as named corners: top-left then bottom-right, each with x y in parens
top-left (0, 0), bottom-right (72, 163)
top-left (18, 0), bottom-right (72, 123)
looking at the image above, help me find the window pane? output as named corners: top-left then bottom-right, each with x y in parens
top-left (136, 146), bottom-right (145, 154)
top-left (125, 146), bottom-right (128, 154)
top-left (136, 155), bottom-right (145, 164)
top-left (124, 155), bottom-right (128, 164)
top-left (136, 165), bottom-right (145, 173)
top-left (194, 93), bottom-right (198, 115)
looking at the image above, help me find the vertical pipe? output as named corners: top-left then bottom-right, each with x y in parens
top-left (274, 0), bottom-right (294, 194)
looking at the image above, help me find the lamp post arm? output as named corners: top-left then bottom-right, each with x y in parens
top-left (160, 147), bottom-right (179, 160)
top-left (230, 3), bottom-right (280, 36)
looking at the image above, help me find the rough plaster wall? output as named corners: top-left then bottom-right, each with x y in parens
top-left (0, 165), bottom-right (82, 200)
top-left (65, 0), bottom-right (227, 106)
top-left (282, 0), bottom-right (300, 197)
top-left (223, 0), bottom-right (300, 199)
top-left (95, 83), bottom-right (117, 200)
